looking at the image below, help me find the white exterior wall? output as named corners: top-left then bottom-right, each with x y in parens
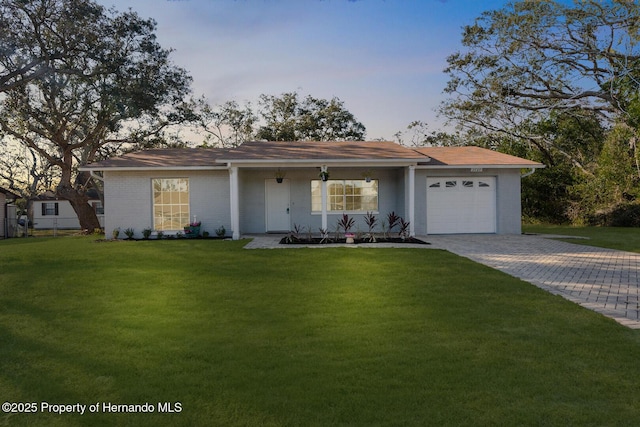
top-left (101, 166), bottom-right (525, 239)
top-left (414, 168), bottom-right (523, 235)
top-left (239, 167), bottom-right (405, 234)
top-left (495, 169), bottom-right (523, 234)
top-left (103, 170), bottom-right (230, 239)
top-left (32, 199), bottom-right (105, 229)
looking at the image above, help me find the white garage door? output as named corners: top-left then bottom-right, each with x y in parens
top-left (426, 177), bottom-right (496, 234)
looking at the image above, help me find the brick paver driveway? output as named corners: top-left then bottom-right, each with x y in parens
top-left (427, 234), bottom-right (640, 329)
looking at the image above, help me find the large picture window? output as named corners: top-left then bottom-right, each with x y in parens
top-left (311, 179), bottom-right (378, 213)
top-left (152, 178), bottom-right (189, 231)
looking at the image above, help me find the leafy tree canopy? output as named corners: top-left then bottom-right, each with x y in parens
top-left (441, 0), bottom-right (640, 130)
top-left (0, 0), bottom-right (194, 229)
top-left (255, 92), bottom-right (366, 142)
top-left (195, 91), bottom-right (367, 147)
top-left (437, 0), bottom-right (640, 224)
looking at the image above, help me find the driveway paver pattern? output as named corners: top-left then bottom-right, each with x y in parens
top-left (427, 234), bottom-right (640, 329)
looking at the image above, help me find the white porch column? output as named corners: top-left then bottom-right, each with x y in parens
top-left (229, 166), bottom-right (240, 240)
top-left (321, 166), bottom-right (328, 231)
top-left (407, 165), bottom-right (415, 237)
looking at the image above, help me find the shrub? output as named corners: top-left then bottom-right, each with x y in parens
top-left (142, 228), bottom-right (152, 240)
top-left (124, 228), bottom-right (135, 240)
top-left (588, 203), bottom-right (640, 227)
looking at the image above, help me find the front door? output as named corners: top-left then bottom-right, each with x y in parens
top-left (265, 179), bottom-right (290, 232)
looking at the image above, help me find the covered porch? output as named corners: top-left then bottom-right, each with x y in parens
top-left (226, 164), bottom-right (418, 240)
top-left (219, 141), bottom-right (426, 240)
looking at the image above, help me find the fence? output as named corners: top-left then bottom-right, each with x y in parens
top-left (2, 217), bottom-right (103, 238)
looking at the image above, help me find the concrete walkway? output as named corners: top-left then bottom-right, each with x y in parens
top-left (243, 233), bottom-right (640, 329)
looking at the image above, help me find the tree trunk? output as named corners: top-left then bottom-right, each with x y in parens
top-left (57, 185), bottom-right (101, 231)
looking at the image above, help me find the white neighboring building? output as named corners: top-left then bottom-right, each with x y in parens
top-left (31, 190), bottom-right (104, 230)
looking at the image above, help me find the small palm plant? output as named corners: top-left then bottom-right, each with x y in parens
top-left (364, 211), bottom-right (377, 242)
top-left (398, 217), bottom-right (411, 241)
top-left (286, 224), bottom-right (303, 243)
top-left (386, 211), bottom-right (400, 238)
top-left (318, 227), bottom-right (329, 244)
top-left (337, 213), bottom-right (355, 237)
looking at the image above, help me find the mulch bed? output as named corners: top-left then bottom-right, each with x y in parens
top-left (279, 236), bottom-right (429, 245)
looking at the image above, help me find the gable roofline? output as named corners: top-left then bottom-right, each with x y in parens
top-left (414, 146), bottom-right (544, 169)
top-left (80, 147), bottom-right (229, 171)
top-left (79, 142), bottom-right (544, 171)
top-left (219, 140), bottom-right (429, 164)
top-left (0, 187), bottom-right (19, 199)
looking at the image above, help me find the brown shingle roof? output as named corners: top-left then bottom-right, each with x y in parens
top-left (415, 146), bottom-right (543, 167)
top-left (0, 187), bottom-right (19, 199)
top-left (220, 140), bottom-right (427, 161)
top-left (82, 142), bottom-right (543, 170)
top-left (83, 148), bottom-right (228, 169)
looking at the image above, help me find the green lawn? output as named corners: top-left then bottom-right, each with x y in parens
top-left (523, 223), bottom-right (640, 253)
top-left (2, 237), bottom-right (640, 426)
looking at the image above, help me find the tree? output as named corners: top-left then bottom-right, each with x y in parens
top-left (0, 140), bottom-right (58, 199)
top-left (393, 121), bottom-right (465, 147)
top-left (197, 99), bottom-right (257, 148)
top-left (493, 112), bottom-right (605, 223)
top-left (0, 0), bottom-right (193, 230)
top-left (0, 0), bottom-right (95, 93)
top-left (440, 0), bottom-right (640, 166)
top-left (195, 91), bottom-right (367, 145)
top-left (443, 0), bottom-right (640, 120)
top-left (255, 92), bottom-right (366, 141)
top-left (439, 0), bottom-right (640, 223)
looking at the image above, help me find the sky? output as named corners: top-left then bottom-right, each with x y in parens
top-left (95, 0), bottom-right (511, 141)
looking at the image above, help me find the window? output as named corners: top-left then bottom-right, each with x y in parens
top-left (152, 178), bottom-right (189, 231)
top-left (42, 202), bottom-right (58, 216)
top-left (92, 202), bottom-right (104, 215)
top-left (311, 179), bottom-right (378, 213)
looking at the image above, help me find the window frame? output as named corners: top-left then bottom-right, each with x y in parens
top-left (311, 179), bottom-right (379, 214)
top-left (92, 201), bottom-right (104, 215)
top-left (42, 202), bottom-right (58, 216)
top-left (152, 178), bottom-right (190, 231)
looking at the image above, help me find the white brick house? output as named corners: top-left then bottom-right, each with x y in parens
top-left (81, 141), bottom-right (543, 239)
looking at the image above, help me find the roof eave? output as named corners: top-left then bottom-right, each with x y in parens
top-left (79, 165), bottom-right (228, 172)
top-left (415, 164), bottom-right (545, 169)
top-left (222, 158), bottom-right (423, 167)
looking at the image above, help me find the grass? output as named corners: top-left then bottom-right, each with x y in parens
top-left (2, 236), bottom-right (640, 426)
top-left (523, 223), bottom-right (640, 253)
